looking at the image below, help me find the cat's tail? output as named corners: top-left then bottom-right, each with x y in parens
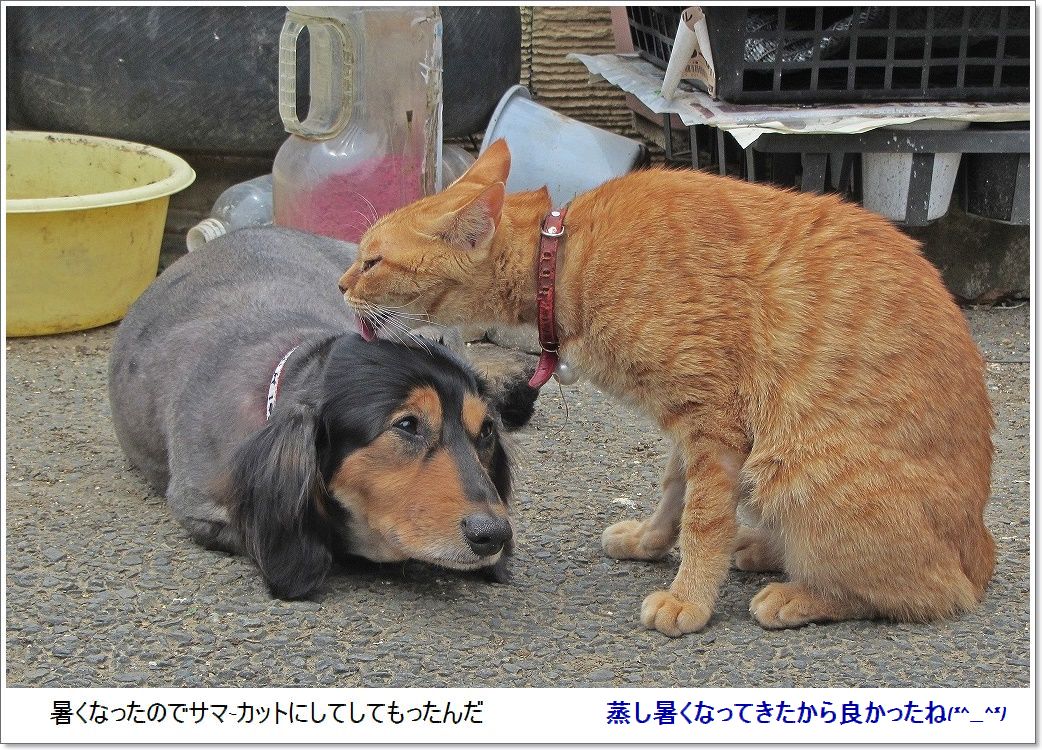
top-left (960, 520), bottom-right (997, 601)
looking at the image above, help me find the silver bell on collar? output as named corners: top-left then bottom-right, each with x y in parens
top-left (553, 358), bottom-right (580, 386)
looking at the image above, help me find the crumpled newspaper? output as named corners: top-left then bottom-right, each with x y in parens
top-left (569, 52), bottom-right (1029, 148)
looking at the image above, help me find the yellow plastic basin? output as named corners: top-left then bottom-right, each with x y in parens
top-left (5, 130), bottom-right (195, 336)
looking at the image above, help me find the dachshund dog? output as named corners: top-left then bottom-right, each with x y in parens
top-left (108, 227), bottom-right (536, 599)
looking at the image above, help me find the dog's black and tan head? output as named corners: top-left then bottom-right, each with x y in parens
top-left (223, 335), bottom-right (529, 600)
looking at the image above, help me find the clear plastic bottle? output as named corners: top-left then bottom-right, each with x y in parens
top-left (185, 174), bottom-right (273, 251)
top-left (273, 6), bottom-right (442, 243)
top-left (440, 143), bottom-right (476, 188)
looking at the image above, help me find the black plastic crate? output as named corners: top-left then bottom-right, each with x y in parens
top-left (626, 6), bottom-right (684, 73)
top-left (627, 6), bottom-right (1030, 104)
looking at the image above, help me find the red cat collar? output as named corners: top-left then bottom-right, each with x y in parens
top-left (529, 207), bottom-right (566, 389)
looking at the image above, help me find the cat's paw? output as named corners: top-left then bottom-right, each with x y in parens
top-left (602, 519), bottom-right (673, 560)
top-left (640, 590), bottom-right (712, 637)
top-left (733, 526), bottom-right (783, 572)
top-left (750, 582), bottom-right (838, 629)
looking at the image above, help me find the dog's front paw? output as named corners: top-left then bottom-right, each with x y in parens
top-left (640, 590), bottom-right (712, 637)
top-left (602, 519), bottom-right (674, 560)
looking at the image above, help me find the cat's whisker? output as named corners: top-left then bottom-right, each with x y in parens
top-left (557, 380), bottom-right (570, 422)
top-left (381, 307), bottom-right (429, 334)
top-left (377, 318), bottom-right (408, 347)
top-left (372, 307), bottom-right (400, 328)
top-left (351, 211), bottom-right (376, 233)
top-left (379, 313), bottom-right (410, 334)
top-left (393, 312), bottom-right (440, 325)
top-left (374, 302), bottom-right (435, 322)
top-left (356, 193), bottom-right (380, 225)
top-left (376, 295), bottom-right (429, 313)
top-left (397, 327), bottom-right (433, 355)
top-left (353, 302), bottom-right (389, 341)
top-left (372, 307), bottom-right (411, 333)
top-left (376, 304), bottom-right (421, 317)
top-left (391, 317), bottom-right (441, 333)
top-left (381, 314), bottom-right (434, 354)
top-left (406, 331), bottom-right (434, 355)
top-left (398, 326), bottom-right (436, 356)
top-left (382, 308), bottom-right (442, 330)
top-left (365, 296), bottom-right (443, 329)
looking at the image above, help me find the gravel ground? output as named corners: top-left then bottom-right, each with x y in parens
top-left (5, 305), bottom-right (1030, 688)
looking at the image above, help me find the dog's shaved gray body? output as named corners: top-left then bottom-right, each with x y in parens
top-left (109, 228), bottom-right (361, 552)
top-left (110, 227), bottom-right (536, 598)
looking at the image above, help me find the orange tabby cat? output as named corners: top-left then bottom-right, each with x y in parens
top-left (339, 139), bottom-right (995, 636)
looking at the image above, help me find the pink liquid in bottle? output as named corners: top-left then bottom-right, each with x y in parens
top-left (275, 153), bottom-right (423, 243)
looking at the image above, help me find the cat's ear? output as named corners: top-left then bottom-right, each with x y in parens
top-left (459, 139), bottom-right (511, 186)
top-left (439, 182), bottom-right (505, 253)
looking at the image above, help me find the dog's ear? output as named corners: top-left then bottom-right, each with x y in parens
top-left (482, 438), bottom-right (514, 585)
top-left (494, 375), bottom-right (539, 432)
top-left (489, 436), bottom-right (512, 504)
top-left (470, 361), bottom-right (538, 433)
top-left (484, 537), bottom-right (513, 584)
top-left (224, 399), bottom-right (332, 599)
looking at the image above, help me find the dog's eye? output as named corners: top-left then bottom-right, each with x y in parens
top-left (361, 257), bottom-right (382, 273)
top-left (479, 420), bottom-right (495, 441)
top-left (393, 416), bottom-right (419, 435)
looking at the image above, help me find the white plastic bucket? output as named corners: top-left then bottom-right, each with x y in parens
top-left (861, 119), bottom-right (969, 223)
top-left (480, 85), bottom-right (646, 205)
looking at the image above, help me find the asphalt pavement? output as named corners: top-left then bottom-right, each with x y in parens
top-left (5, 305), bottom-right (1030, 688)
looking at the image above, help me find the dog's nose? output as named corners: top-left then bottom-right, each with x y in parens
top-left (461, 513), bottom-right (512, 556)
top-left (338, 280), bottom-right (348, 294)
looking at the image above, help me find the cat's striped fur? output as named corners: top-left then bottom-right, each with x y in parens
top-left (339, 140), bottom-right (995, 635)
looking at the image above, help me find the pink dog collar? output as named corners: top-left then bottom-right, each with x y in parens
top-left (266, 346), bottom-right (299, 420)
